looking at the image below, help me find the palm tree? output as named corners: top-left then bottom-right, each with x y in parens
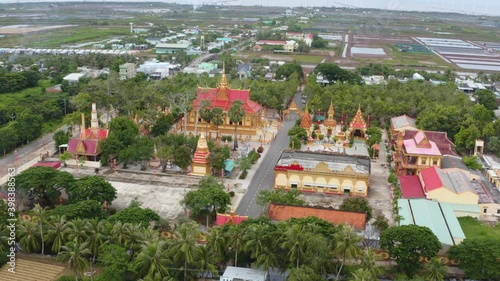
top-left (58, 241), bottom-right (91, 281)
top-left (195, 99), bottom-right (211, 136)
top-left (45, 215), bottom-right (69, 253)
top-left (244, 223), bottom-right (271, 259)
top-left (254, 250), bottom-right (280, 277)
top-left (280, 224), bottom-right (306, 269)
top-left (86, 218), bottom-right (108, 273)
top-left (206, 226), bottom-right (227, 264)
top-left (0, 223), bottom-right (9, 252)
top-left (66, 218), bottom-right (89, 245)
top-left (195, 245), bottom-right (218, 278)
top-left (349, 268), bottom-right (374, 281)
top-left (226, 224), bottom-right (246, 267)
top-left (171, 221), bottom-right (202, 281)
top-left (135, 239), bottom-right (172, 280)
top-left (199, 101), bottom-right (214, 137)
top-left (111, 222), bottom-right (130, 246)
top-left (32, 203), bottom-right (47, 255)
top-left (228, 100), bottom-right (245, 150)
top-left (359, 248), bottom-right (382, 279)
top-left (425, 257), bottom-right (447, 281)
top-left (334, 225), bottom-right (362, 281)
top-left (125, 223), bottom-right (145, 258)
top-left (17, 220), bottom-right (41, 253)
top-left (211, 108), bottom-right (225, 143)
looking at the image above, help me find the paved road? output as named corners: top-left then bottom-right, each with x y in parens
top-left (236, 91), bottom-right (303, 218)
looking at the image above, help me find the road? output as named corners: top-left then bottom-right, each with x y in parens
top-left (236, 91), bottom-right (303, 218)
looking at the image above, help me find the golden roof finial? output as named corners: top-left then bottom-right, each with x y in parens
top-left (328, 98), bottom-right (334, 115)
top-left (219, 61), bottom-right (228, 90)
top-left (81, 113), bottom-right (86, 139)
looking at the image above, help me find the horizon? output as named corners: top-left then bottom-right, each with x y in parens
top-left (1, 0), bottom-right (500, 17)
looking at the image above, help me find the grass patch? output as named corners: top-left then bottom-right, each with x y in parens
top-left (458, 216), bottom-right (500, 241)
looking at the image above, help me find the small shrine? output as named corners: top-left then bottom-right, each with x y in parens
top-left (67, 103), bottom-right (109, 164)
top-left (323, 99), bottom-right (337, 136)
top-left (349, 104), bottom-right (367, 138)
top-left (300, 103), bottom-right (313, 135)
top-left (191, 135), bottom-right (211, 176)
top-left (215, 210), bottom-right (248, 226)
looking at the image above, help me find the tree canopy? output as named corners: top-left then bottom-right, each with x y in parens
top-left (181, 176), bottom-right (231, 219)
top-left (67, 176), bottom-right (117, 205)
top-left (448, 238), bottom-right (500, 280)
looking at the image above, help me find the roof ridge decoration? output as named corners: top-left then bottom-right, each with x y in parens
top-left (349, 104), bottom-right (366, 128)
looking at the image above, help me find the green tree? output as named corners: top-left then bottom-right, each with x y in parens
top-left (275, 63), bottom-right (304, 81)
top-left (288, 265), bottom-right (327, 281)
top-left (108, 117), bottom-right (139, 147)
top-left (448, 238), bottom-right (500, 280)
top-left (58, 151), bottom-right (72, 167)
top-left (109, 206), bottom-right (160, 227)
top-left (290, 136), bottom-right (302, 150)
top-left (425, 257), bottom-right (447, 281)
top-left (455, 124), bottom-right (481, 153)
top-left (228, 100), bottom-right (245, 150)
top-left (96, 244), bottom-right (132, 281)
top-left (171, 222), bottom-right (202, 281)
top-left (349, 268), bottom-right (374, 281)
top-left (173, 145), bottom-right (193, 171)
top-left (17, 220), bottom-right (41, 253)
top-left (211, 108), bottom-right (225, 141)
top-left (68, 176), bottom-right (117, 205)
top-left (487, 136), bottom-right (500, 156)
top-left (14, 111), bottom-right (43, 144)
top-left (48, 200), bottom-right (106, 220)
top-left (134, 240), bottom-right (172, 280)
top-left (462, 155), bottom-right (483, 170)
top-left (58, 241), bottom-right (91, 281)
top-left (182, 176), bottom-right (231, 219)
top-left (475, 89), bottom-right (498, 110)
top-left (45, 215), bottom-right (69, 253)
top-left (15, 166), bottom-right (75, 207)
top-left (288, 126), bottom-right (308, 141)
top-left (281, 224), bottom-right (307, 269)
top-left (257, 189), bottom-right (305, 206)
top-left (359, 248), bottom-right (382, 279)
top-left (334, 225), bottom-right (362, 280)
top-left (32, 204), bottom-right (48, 255)
top-left (314, 63), bottom-right (361, 84)
top-left (339, 197), bottom-right (373, 221)
top-left (151, 114), bottom-right (175, 137)
top-left (0, 125), bottom-right (18, 155)
top-left (380, 225), bottom-right (441, 277)
top-left (54, 130), bottom-right (71, 149)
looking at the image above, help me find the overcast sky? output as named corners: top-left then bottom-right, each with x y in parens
top-left (2, 0), bottom-right (500, 16)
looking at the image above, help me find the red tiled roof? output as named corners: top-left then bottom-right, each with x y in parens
top-left (32, 161), bottom-right (61, 169)
top-left (398, 130), bottom-right (457, 156)
top-left (274, 163), bottom-right (304, 171)
top-left (268, 203), bottom-right (366, 230)
top-left (215, 213), bottom-right (248, 226)
top-left (399, 175), bottom-right (426, 198)
top-left (67, 138), bottom-right (100, 156)
top-left (84, 128), bottom-right (109, 139)
top-left (420, 166), bottom-right (443, 191)
top-left (193, 87), bottom-right (262, 114)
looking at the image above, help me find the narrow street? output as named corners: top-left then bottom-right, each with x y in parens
top-left (236, 91), bottom-right (302, 218)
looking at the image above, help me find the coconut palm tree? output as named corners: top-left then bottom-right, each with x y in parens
top-left (171, 221), bottom-right (202, 281)
top-left (17, 219), bottom-right (41, 253)
top-left (86, 219), bottom-right (108, 266)
top-left (349, 268), bottom-right (374, 281)
top-left (228, 100), bottom-right (245, 150)
top-left (135, 239), bottom-right (172, 280)
top-left (226, 224), bottom-right (246, 267)
top-left (206, 226), bottom-right (227, 264)
top-left (280, 224), bottom-right (307, 269)
top-left (211, 108), bottom-right (225, 143)
top-left (359, 248), bottom-right (382, 280)
top-left (254, 249), bottom-right (281, 277)
top-left (45, 215), bottom-right (69, 253)
top-left (32, 203), bottom-right (48, 255)
top-left (425, 257), bottom-right (447, 281)
top-left (195, 245), bottom-right (218, 278)
top-left (125, 223), bottom-right (145, 258)
top-left (334, 225), bottom-right (362, 281)
top-left (58, 241), bottom-right (91, 281)
top-left (199, 101), bottom-right (214, 137)
top-left (66, 218), bottom-right (89, 245)
top-left (0, 223), bottom-right (9, 252)
top-left (244, 223), bottom-right (272, 259)
top-left (111, 222), bottom-right (130, 246)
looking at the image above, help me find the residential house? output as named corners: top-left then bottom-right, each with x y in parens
top-left (237, 63), bottom-right (252, 79)
top-left (63, 73), bottom-right (85, 84)
top-left (119, 63), bottom-right (136, 80)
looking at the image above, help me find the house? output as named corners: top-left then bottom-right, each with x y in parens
top-left (399, 166), bottom-right (479, 205)
top-left (237, 63), bottom-right (252, 79)
top-left (283, 40), bottom-right (298, 52)
top-left (119, 63), bottom-right (136, 80)
top-left (393, 131), bottom-right (444, 176)
top-left (398, 199), bottom-right (466, 246)
top-left (285, 32), bottom-right (314, 47)
top-left (268, 203), bottom-right (366, 230)
top-left (155, 42), bottom-right (191, 54)
top-left (274, 150), bottom-right (371, 197)
top-left (220, 266), bottom-right (268, 281)
top-left (390, 115), bottom-right (417, 135)
top-left (149, 68), bottom-right (169, 80)
top-left (252, 45), bottom-right (262, 52)
top-left (63, 73), bottom-right (85, 84)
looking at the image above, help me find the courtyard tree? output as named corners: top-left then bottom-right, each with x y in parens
top-left (257, 189), bottom-right (305, 206)
top-left (166, 91), bottom-right (195, 134)
top-left (380, 225), bottom-right (441, 277)
top-left (211, 108), bottom-right (225, 141)
top-left (474, 89), bottom-right (498, 110)
top-left (339, 197), bottom-right (373, 221)
top-left (150, 114), bottom-right (175, 137)
top-left (181, 176), bottom-right (231, 220)
top-left (448, 238), bottom-right (500, 280)
top-left (15, 166), bottom-right (75, 207)
top-left (108, 206), bottom-right (160, 227)
top-left (314, 63), bottom-right (361, 84)
top-left (173, 145), bottom-right (193, 171)
top-left (228, 100), bottom-right (245, 150)
top-left (68, 176), bottom-right (117, 205)
top-left (275, 63), bottom-right (303, 81)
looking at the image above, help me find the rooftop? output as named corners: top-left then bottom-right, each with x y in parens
top-left (276, 150), bottom-right (371, 174)
top-left (399, 175), bottom-right (426, 198)
top-left (420, 166), bottom-right (474, 193)
top-left (398, 199), bottom-right (466, 246)
top-left (221, 266), bottom-right (267, 281)
top-left (390, 114), bottom-right (416, 130)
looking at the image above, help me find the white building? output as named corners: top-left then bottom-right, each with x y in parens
top-left (119, 63), bottom-right (137, 80)
top-left (220, 266), bottom-right (268, 281)
top-left (137, 60), bottom-right (179, 76)
top-left (63, 73), bottom-right (85, 84)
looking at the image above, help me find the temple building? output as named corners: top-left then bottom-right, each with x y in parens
top-left (393, 130), bottom-right (442, 176)
top-left (300, 104), bottom-right (313, 134)
top-left (67, 103), bottom-right (109, 166)
top-left (186, 67), bottom-right (264, 138)
top-left (324, 100), bottom-right (337, 136)
top-left (191, 135), bottom-right (211, 176)
top-left (274, 150), bottom-right (371, 196)
top-left (349, 105), bottom-right (367, 138)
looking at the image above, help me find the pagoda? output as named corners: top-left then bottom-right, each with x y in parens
top-left (349, 104), bottom-right (367, 138)
top-left (191, 134), bottom-right (211, 176)
top-left (67, 103), bottom-right (109, 163)
top-left (323, 99), bottom-right (337, 136)
top-left (186, 64), bottom-right (263, 138)
top-left (300, 103), bottom-right (313, 134)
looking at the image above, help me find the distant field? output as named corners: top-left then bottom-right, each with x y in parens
top-left (458, 216), bottom-right (500, 241)
top-left (0, 26), bottom-right (129, 48)
top-left (234, 51), bottom-right (325, 64)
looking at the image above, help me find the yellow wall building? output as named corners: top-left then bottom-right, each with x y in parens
top-left (274, 150), bottom-right (371, 197)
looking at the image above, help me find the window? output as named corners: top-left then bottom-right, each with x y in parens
top-left (497, 209), bottom-right (500, 214)
top-left (291, 183), bottom-right (297, 189)
top-left (420, 157), bottom-right (427, 165)
top-left (357, 187), bottom-right (364, 192)
top-left (483, 208), bottom-right (488, 213)
top-left (432, 158), bottom-right (438, 165)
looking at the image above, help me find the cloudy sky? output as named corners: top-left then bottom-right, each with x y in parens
top-left (3, 0), bottom-right (500, 16)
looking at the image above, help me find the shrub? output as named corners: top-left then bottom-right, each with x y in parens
top-left (257, 146), bottom-right (264, 153)
top-left (239, 171), bottom-right (248, 179)
top-left (248, 149), bottom-right (259, 164)
top-left (221, 135), bottom-right (233, 142)
top-left (229, 191), bottom-right (235, 197)
top-left (0, 251), bottom-right (8, 267)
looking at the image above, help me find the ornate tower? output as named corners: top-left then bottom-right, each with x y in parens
top-left (349, 104), bottom-right (367, 138)
top-left (324, 99), bottom-right (337, 135)
top-left (300, 103), bottom-right (312, 133)
top-left (191, 135), bottom-right (211, 176)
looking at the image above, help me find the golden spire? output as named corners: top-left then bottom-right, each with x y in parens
top-left (81, 113), bottom-right (86, 139)
top-left (328, 99), bottom-right (334, 115)
top-left (219, 61), bottom-right (228, 90)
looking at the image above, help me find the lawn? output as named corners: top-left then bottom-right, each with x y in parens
top-left (458, 216), bottom-right (500, 241)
